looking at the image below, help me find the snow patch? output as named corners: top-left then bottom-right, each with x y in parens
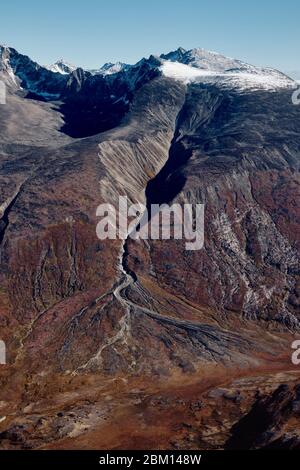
top-left (90, 62), bottom-right (129, 76)
top-left (46, 60), bottom-right (76, 75)
top-left (160, 60), bottom-right (295, 91)
top-left (160, 61), bottom-right (216, 84)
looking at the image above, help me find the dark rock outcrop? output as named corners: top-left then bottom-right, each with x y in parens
top-left (226, 383), bottom-right (300, 449)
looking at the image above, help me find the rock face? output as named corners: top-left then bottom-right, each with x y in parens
top-left (226, 383), bottom-right (300, 449)
top-left (0, 45), bottom-right (299, 449)
top-left (140, 85), bottom-right (300, 327)
top-left (46, 60), bottom-right (77, 75)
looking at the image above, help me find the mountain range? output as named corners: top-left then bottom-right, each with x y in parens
top-left (0, 44), bottom-right (299, 450)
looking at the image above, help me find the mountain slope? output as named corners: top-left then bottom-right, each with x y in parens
top-left (0, 45), bottom-right (299, 449)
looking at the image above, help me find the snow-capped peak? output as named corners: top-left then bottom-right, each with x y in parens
top-left (161, 47), bottom-right (256, 73)
top-left (160, 47), bottom-right (296, 91)
top-left (160, 47), bottom-right (187, 63)
top-left (89, 61), bottom-right (129, 76)
top-left (46, 59), bottom-right (76, 75)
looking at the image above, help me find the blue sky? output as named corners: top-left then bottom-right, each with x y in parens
top-left (1, 0), bottom-right (299, 73)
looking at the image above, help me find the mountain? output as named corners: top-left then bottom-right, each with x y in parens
top-left (161, 46), bottom-right (243, 70)
top-left (0, 45), bottom-right (299, 450)
top-left (46, 59), bottom-right (77, 75)
top-left (0, 44), bottom-right (295, 137)
top-left (159, 47), bottom-right (294, 90)
top-left (96, 61), bottom-right (130, 75)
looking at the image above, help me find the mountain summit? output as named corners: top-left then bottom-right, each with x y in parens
top-left (46, 59), bottom-right (77, 74)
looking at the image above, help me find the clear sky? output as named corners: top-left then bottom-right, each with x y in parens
top-left (1, 0), bottom-right (299, 73)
